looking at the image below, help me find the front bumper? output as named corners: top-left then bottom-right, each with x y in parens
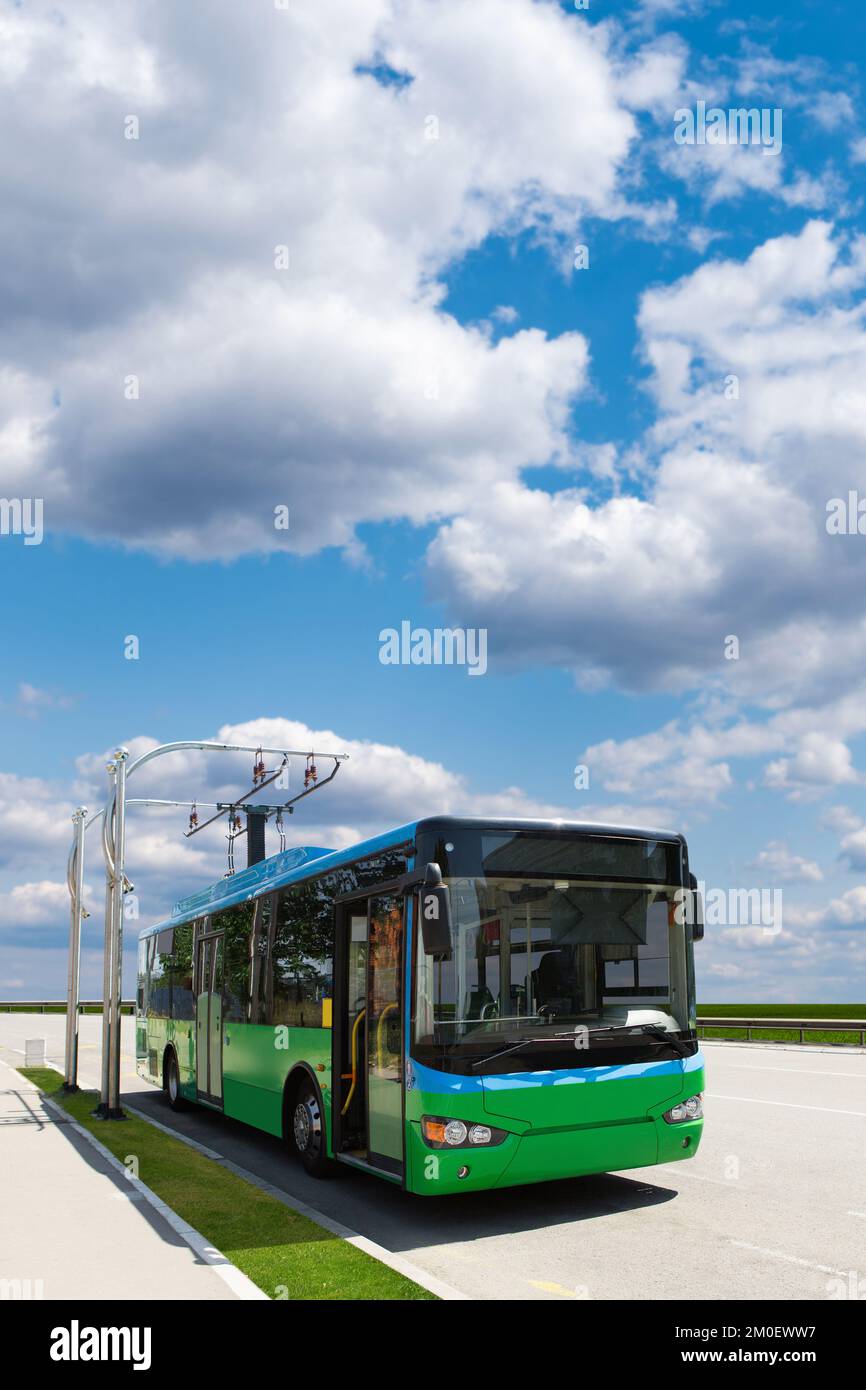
top-left (405, 1111), bottom-right (703, 1195)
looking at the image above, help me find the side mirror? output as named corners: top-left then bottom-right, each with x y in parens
top-left (419, 863), bottom-right (453, 958)
top-left (689, 873), bottom-right (704, 942)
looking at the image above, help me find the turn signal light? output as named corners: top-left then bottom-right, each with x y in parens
top-left (421, 1115), bottom-right (508, 1149)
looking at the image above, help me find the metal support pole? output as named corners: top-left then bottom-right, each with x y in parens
top-left (107, 748), bottom-right (129, 1118)
top-left (86, 738), bottom-right (346, 1116)
top-left (96, 762), bottom-right (117, 1117)
top-left (63, 806), bottom-right (87, 1091)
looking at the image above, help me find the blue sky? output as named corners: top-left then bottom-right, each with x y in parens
top-left (2, 0), bottom-right (866, 1002)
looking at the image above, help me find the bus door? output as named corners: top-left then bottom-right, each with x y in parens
top-left (195, 931), bottom-right (224, 1106)
top-left (334, 893), bottom-right (405, 1177)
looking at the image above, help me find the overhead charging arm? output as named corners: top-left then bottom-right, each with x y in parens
top-left (184, 752), bottom-right (347, 839)
top-left (279, 756), bottom-right (343, 812)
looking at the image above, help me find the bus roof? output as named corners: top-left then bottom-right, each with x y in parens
top-left (138, 815), bottom-right (684, 940)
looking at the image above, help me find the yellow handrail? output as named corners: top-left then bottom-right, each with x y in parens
top-left (377, 1002), bottom-right (399, 1068)
top-left (341, 1008), bottom-right (366, 1115)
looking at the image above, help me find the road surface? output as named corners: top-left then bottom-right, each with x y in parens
top-left (1, 1013), bottom-right (863, 1300)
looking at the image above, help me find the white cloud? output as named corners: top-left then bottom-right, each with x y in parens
top-left (839, 827), bottom-right (866, 872)
top-left (820, 804), bottom-right (862, 834)
top-left (14, 683), bottom-right (74, 718)
top-left (1, 715), bottom-right (590, 944)
top-left (0, 880), bottom-right (75, 927)
top-left (705, 961), bottom-right (750, 980)
top-left (427, 220), bottom-right (866, 708)
top-left (747, 840), bottom-right (823, 883)
top-left (821, 885), bottom-right (866, 929)
top-left (0, 0), bottom-right (675, 561)
top-left (763, 733), bottom-right (860, 799)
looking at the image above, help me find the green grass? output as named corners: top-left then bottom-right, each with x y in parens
top-left (19, 1067), bottom-right (435, 1302)
top-left (697, 1004), bottom-right (866, 1046)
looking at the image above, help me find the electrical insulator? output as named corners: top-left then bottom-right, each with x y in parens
top-left (253, 748), bottom-right (266, 784)
top-left (189, 804), bottom-right (198, 830)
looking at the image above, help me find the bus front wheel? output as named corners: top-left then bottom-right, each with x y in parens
top-left (289, 1076), bottom-right (335, 1178)
top-left (164, 1050), bottom-right (188, 1112)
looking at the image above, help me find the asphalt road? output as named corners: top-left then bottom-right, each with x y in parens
top-left (2, 1013), bottom-right (864, 1301)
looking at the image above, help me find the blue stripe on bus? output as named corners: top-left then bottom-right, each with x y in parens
top-left (407, 1049), bottom-right (705, 1097)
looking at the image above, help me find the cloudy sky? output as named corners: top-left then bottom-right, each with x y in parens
top-left (1, 0), bottom-right (866, 1002)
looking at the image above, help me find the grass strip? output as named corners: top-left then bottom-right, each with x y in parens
top-left (20, 1066), bottom-right (435, 1302)
top-left (698, 1004), bottom-right (866, 1020)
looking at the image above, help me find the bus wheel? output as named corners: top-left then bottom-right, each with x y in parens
top-left (290, 1077), bottom-right (334, 1178)
top-left (165, 1050), bottom-right (188, 1112)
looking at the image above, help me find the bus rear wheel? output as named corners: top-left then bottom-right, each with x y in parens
top-left (290, 1077), bottom-right (334, 1178)
top-left (165, 1050), bottom-right (188, 1112)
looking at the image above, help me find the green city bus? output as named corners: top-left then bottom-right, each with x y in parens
top-left (136, 816), bottom-right (705, 1196)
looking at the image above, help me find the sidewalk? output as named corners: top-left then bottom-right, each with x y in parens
top-left (0, 1055), bottom-right (238, 1301)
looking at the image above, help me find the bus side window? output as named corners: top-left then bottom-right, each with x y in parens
top-left (171, 922), bottom-right (195, 1021)
top-left (215, 903), bottom-right (256, 1023)
top-left (270, 882), bottom-right (334, 1028)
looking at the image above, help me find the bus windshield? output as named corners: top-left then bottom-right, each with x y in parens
top-left (413, 874), bottom-right (693, 1069)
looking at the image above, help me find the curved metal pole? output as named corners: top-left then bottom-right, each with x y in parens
top-left (63, 807), bottom-right (87, 1090)
top-left (97, 761), bottom-right (117, 1115)
top-left (107, 750), bottom-right (129, 1116)
top-left (94, 739), bottom-right (348, 1117)
top-left (102, 742), bottom-right (349, 863)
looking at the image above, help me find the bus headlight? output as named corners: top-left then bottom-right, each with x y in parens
top-left (421, 1116), bottom-right (508, 1148)
top-left (663, 1094), bottom-right (703, 1124)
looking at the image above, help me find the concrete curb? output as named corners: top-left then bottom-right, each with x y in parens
top-left (122, 1101), bottom-right (467, 1301)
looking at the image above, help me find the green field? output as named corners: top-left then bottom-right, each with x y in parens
top-left (697, 1004), bottom-right (866, 1046)
top-left (19, 1067), bottom-right (435, 1302)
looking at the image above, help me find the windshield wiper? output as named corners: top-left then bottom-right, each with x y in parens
top-left (584, 1023), bottom-right (692, 1058)
top-left (470, 1035), bottom-right (559, 1069)
top-left (470, 1023), bottom-right (691, 1069)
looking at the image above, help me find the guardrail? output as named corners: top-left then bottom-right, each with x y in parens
top-left (698, 1016), bottom-right (866, 1046)
top-left (0, 1000), bottom-right (135, 1013)
top-left (2, 1004), bottom-right (863, 1045)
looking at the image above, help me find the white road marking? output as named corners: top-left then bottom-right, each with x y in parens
top-left (707, 1092), bottom-right (866, 1118)
top-left (724, 1062), bottom-right (866, 1079)
top-left (730, 1240), bottom-right (847, 1276)
top-left (847, 1211), bottom-right (866, 1220)
top-left (662, 1167), bottom-right (738, 1187)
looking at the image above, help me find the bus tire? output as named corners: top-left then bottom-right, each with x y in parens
top-left (164, 1049), bottom-right (188, 1112)
top-left (288, 1074), bottom-right (335, 1178)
